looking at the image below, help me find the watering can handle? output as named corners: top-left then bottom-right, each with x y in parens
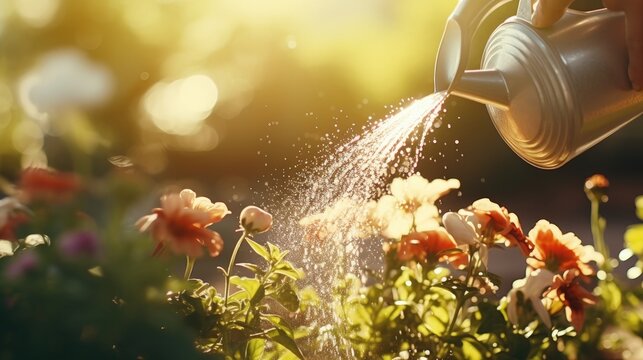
top-left (434, 0), bottom-right (520, 93)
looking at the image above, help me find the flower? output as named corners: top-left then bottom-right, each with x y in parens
top-left (0, 240), bottom-right (18, 258)
top-left (544, 269), bottom-right (596, 331)
top-left (584, 174), bottom-right (609, 203)
top-left (442, 198), bottom-right (533, 266)
top-left (468, 198), bottom-right (533, 256)
top-left (0, 197), bottom-right (28, 242)
top-left (5, 252), bottom-right (39, 280)
top-left (23, 234), bottom-right (50, 248)
top-left (527, 220), bottom-right (602, 276)
top-left (58, 231), bottom-right (99, 258)
top-left (136, 189), bottom-right (230, 258)
top-left (240, 206), bottom-right (273, 234)
top-left (373, 175), bottom-right (460, 239)
top-left (396, 228), bottom-right (461, 264)
top-left (18, 167), bottom-right (81, 203)
top-left (506, 269), bottom-right (555, 328)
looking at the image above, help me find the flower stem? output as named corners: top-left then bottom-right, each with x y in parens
top-left (590, 199), bottom-right (611, 272)
top-left (440, 246), bottom-right (479, 357)
top-left (184, 256), bottom-right (196, 280)
top-left (224, 230), bottom-right (249, 307)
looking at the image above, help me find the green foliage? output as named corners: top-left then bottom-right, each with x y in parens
top-left (0, 172), bottom-right (206, 359)
top-left (168, 239), bottom-right (312, 359)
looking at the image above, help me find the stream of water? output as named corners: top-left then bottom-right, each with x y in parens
top-left (268, 91), bottom-right (448, 356)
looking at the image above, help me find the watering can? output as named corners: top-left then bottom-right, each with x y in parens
top-left (435, 0), bottom-right (643, 169)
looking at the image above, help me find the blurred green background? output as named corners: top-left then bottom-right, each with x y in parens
top-left (0, 0), bottom-right (641, 277)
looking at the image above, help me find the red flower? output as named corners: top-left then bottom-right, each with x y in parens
top-left (527, 220), bottom-right (602, 276)
top-left (397, 228), bottom-right (462, 264)
top-left (469, 198), bottom-right (533, 256)
top-left (19, 167), bottom-right (81, 203)
top-left (136, 189), bottom-right (230, 258)
top-left (0, 197), bottom-right (28, 242)
top-left (545, 269), bottom-right (596, 331)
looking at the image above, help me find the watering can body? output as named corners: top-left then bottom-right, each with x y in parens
top-left (435, 0), bottom-right (643, 169)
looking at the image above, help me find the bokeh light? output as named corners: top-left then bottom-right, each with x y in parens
top-left (142, 74), bottom-right (218, 136)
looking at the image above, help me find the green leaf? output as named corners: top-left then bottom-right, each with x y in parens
top-left (246, 238), bottom-right (270, 260)
top-left (273, 268), bottom-right (301, 281)
top-left (599, 280), bottom-right (622, 312)
top-left (272, 283), bottom-right (300, 312)
top-left (424, 315), bottom-right (445, 336)
top-left (374, 305), bottom-right (403, 325)
top-left (263, 314), bottom-right (294, 337)
top-left (237, 262), bottom-right (264, 274)
top-left (636, 196), bottom-right (643, 220)
top-left (245, 339), bottom-right (265, 360)
top-left (230, 276), bottom-right (264, 304)
top-left (265, 327), bottom-right (305, 359)
top-left (462, 338), bottom-right (483, 360)
top-left (346, 302), bottom-right (372, 326)
top-left (477, 302), bottom-right (506, 334)
top-left (625, 224), bottom-right (643, 256)
top-left (267, 242), bottom-right (288, 262)
top-left (431, 306), bottom-right (450, 324)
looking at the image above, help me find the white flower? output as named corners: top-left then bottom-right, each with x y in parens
top-left (240, 206), bottom-right (273, 234)
top-left (0, 239), bottom-right (17, 258)
top-left (23, 234), bottom-right (50, 248)
top-left (18, 49), bottom-right (113, 123)
top-left (373, 175), bottom-right (459, 239)
top-left (506, 269), bottom-right (555, 328)
top-left (442, 211), bottom-right (480, 245)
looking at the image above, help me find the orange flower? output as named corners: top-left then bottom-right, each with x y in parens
top-left (19, 167), bottom-right (81, 203)
top-left (584, 174), bottom-right (609, 203)
top-left (469, 198), bottom-right (533, 256)
top-left (544, 269), bottom-right (596, 331)
top-left (136, 189), bottom-right (230, 258)
top-left (527, 220), bottom-right (602, 276)
top-left (396, 228), bottom-right (462, 264)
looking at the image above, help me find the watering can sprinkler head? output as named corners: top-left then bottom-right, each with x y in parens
top-left (434, 0), bottom-right (643, 169)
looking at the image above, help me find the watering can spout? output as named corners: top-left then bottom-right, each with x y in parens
top-left (434, 0), bottom-right (513, 93)
top-left (450, 69), bottom-right (510, 110)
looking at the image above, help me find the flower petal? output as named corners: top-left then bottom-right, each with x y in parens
top-left (442, 212), bottom-right (478, 245)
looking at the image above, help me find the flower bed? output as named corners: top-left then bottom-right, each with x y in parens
top-left (0, 168), bottom-right (641, 359)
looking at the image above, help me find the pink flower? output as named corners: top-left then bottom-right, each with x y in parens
top-left (136, 189), bottom-right (230, 258)
top-left (58, 231), bottom-right (100, 258)
top-left (544, 269), bottom-right (596, 331)
top-left (527, 220), bottom-right (602, 277)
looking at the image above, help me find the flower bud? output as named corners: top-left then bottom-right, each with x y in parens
top-left (584, 174), bottom-right (609, 203)
top-left (240, 206), bottom-right (273, 234)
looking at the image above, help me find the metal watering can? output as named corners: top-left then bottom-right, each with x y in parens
top-left (435, 0), bottom-right (643, 169)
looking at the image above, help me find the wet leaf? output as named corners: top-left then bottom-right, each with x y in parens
top-left (230, 276), bottom-right (264, 304)
top-left (273, 268), bottom-right (301, 281)
top-left (237, 262), bottom-right (264, 274)
top-left (264, 327), bottom-right (305, 359)
top-left (625, 224), bottom-right (643, 256)
top-left (246, 238), bottom-right (270, 260)
top-left (477, 301), bottom-right (505, 334)
top-left (245, 339), bottom-right (265, 360)
top-left (272, 283), bottom-right (300, 312)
